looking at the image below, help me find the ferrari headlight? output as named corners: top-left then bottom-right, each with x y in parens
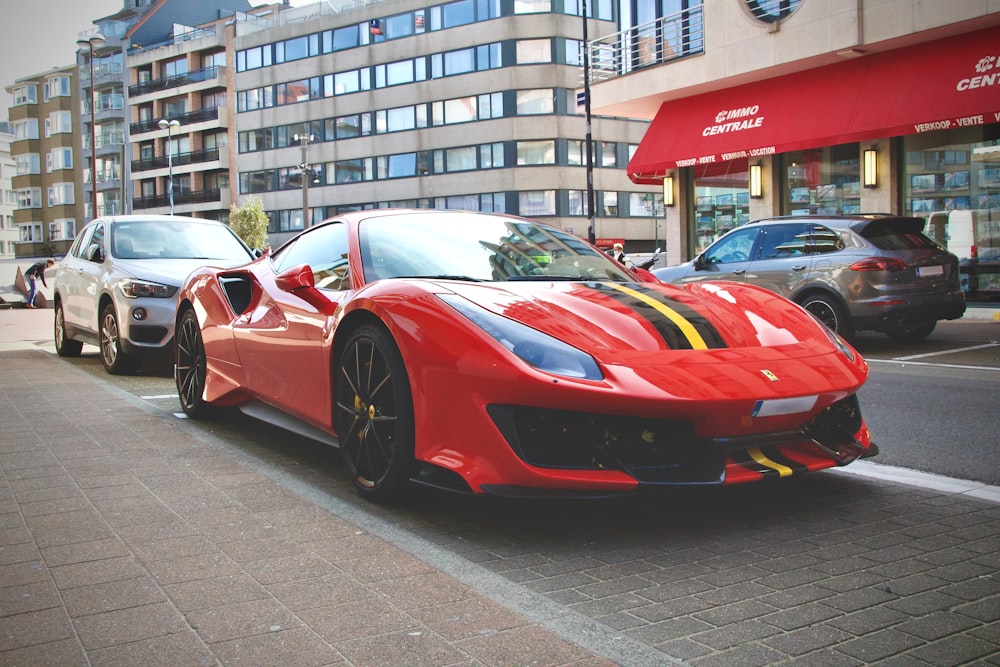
top-left (118, 279), bottom-right (177, 299)
top-left (439, 294), bottom-right (603, 381)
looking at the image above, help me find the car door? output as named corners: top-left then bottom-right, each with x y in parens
top-left (744, 222), bottom-right (815, 298)
top-left (233, 222), bottom-right (351, 428)
top-left (675, 225), bottom-right (761, 286)
top-left (61, 222), bottom-right (105, 335)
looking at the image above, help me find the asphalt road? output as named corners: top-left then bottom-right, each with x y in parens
top-left (852, 318), bottom-right (1000, 486)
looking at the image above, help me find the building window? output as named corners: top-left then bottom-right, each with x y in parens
top-left (47, 148), bottom-right (74, 172)
top-left (744, 0), bottom-right (802, 23)
top-left (17, 188), bottom-right (42, 209)
top-left (517, 140), bottom-right (556, 165)
top-left (16, 154), bottom-right (40, 175)
top-left (12, 85), bottom-right (37, 105)
top-left (19, 223), bottom-right (43, 242)
top-left (48, 183), bottom-right (75, 207)
top-left (784, 144), bottom-right (861, 216)
top-left (43, 76), bottom-right (71, 100)
top-left (517, 39), bottom-right (552, 64)
top-left (49, 219), bottom-right (76, 241)
top-left (519, 190), bottom-right (556, 216)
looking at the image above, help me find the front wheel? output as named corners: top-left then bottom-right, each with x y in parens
top-left (100, 304), bottom-right (137, 375)
top-left (54, 301), bottom-right (83, 357)
top-left (175, 308), bottom-right (213, 418)
top-left (800, 294), bottom-right (854, 340)
top-left (334, 323), bottom-right (416, 502)
top-left (886, 321), bottom-right (936, 342)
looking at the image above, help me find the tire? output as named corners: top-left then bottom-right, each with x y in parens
top-left (886, 321), bottom-right (936, 342)
top-left (54, 301), bottom-right (83, 357)
top-left (799, 293), bottom-right (854, 339)
top-left (99, 303), bottom-right (137, 375)
top-left (175, 308), bottom-right (213, 418)
top-left (334, 323), bottom-right (416, 502)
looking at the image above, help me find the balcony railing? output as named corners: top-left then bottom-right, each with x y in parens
top-left (130, 106), bottom-right (220, 134)
top-left (587, 3), bottom-right (705, 83)
top-left (133, 188), bottom-right (221, 209)
top-left (131, 147), bottom-right (221, 173)
top-left (128, 66), bottom-right (220, 97)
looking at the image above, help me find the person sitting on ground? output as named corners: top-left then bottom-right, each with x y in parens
top-left (24, 258), bottom-right (55, 309)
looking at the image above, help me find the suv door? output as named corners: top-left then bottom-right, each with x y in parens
top-left (744, 222), bottom-right (815, 298)
top-left (677, 225), bottom-right (761, 286)
top-left (73, 222), bottom-right (107, 336)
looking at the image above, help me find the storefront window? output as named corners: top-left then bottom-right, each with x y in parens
top-left (693, 160), bottom-right (749, 254)
top-left (784, 144), bottom-right (860, 217)
top-left (904, 128), bottom-right (1000, 295)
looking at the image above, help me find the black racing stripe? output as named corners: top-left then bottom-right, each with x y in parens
top-left (629, 284), bottom-right (728, 349)
top-left (728, 450), bottom-right (778, 479)
top-left (589, 284), bottom-right (698, 350)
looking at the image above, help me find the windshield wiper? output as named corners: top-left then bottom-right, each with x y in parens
top-left (399, 274), bottom-right (489, 282)
top-left (508, 275), bottom-right (595, 281)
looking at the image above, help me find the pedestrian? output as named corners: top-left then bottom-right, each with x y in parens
top-left (23, 258), bottom-right (55, 309)
top-left (612, 242), bottom-right (627, 265)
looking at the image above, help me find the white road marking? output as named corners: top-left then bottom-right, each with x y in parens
top-left (892, 342), bottom-right (1000, 361)
top-left (830, 460), bottom-right (1000, 504)
top-left (867, 358), bottom-right (1000, 372)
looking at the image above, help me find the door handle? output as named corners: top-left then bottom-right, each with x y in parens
top-left (731, 269), bottom-right (746, 275)
top-left (792, 265), bottom-right (806, 271)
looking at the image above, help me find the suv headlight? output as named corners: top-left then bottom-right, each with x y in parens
top-left (118, 279), bottom-right (177, 299)
top-left (439, 294), bottom-right (603, 381)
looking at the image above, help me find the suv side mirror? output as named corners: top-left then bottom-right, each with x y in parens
top-left (693, 254), bottom-right (705, 270)
top-left (86, 244), bottom-right (104, 263)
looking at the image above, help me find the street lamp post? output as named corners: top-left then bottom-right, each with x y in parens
top-left (581, 0), bottom-right (596, 245)
top-left (158, 119), bottom-right (180, 215)
top-left (294, 133), bottom-right (316, 228)
top-left (76, 33), bottom-right (105, 221)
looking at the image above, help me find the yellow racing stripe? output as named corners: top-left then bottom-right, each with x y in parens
top-left (748, 447), bottom-right (794, 477)
top-left (603, 283), bottom-right (709, 350)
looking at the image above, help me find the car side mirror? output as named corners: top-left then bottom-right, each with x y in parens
top-left (274, 263), bottom-right (336, 315)
top-left (693, 254), bottom-right (705, 270)
top-left (86, 244), bottom-right (104, 263)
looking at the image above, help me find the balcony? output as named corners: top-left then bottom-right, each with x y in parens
top-left (130, 106), bottom-right (220, 135)
top-left (588, 3), bottom-right (705, 83)
top-left (128, 66), bottom-right (221, 97)
top-left (133, 188), bottom-right (221, 209)
top-left (131, 147), bottom-right (221, 173)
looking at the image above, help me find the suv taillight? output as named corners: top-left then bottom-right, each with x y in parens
top-left (849, 257), bottom-right (907, 272)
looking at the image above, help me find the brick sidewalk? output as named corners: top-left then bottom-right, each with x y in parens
top-left (0, 347), bottom-right (621, 666)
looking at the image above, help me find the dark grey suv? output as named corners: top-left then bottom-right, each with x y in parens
top-left (652, 215), bottom-right (966, 341)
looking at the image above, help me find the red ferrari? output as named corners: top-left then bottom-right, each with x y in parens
top-left (175, 209), bottom-right (877, 501)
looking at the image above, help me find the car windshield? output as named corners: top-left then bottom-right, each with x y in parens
top-left (111, 220), bottom-right (251, 261)
top-left (359, 213), bottom-right (634, 282)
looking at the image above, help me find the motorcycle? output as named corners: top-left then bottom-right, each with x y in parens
top-left (634, 247), bottom-right (661, 271)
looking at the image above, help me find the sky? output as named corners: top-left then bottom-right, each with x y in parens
top-left (0, 0), bottom-right (309, 123)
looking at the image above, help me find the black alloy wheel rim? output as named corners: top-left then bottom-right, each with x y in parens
top-left (805, 301), bottom-right (838, 332)
top-left (336, 336), bottom-right (400, 489)
top-left (176, 314), bottom-right (205, 411)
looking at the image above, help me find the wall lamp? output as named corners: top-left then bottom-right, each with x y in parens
top-left (863, 147), bottom-right (878, 188)
top-left (749, 162), bottom-right (763, 199)
top-left (662, 174), bottom-right (674, 207)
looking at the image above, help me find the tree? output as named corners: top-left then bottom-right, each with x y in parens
top-left (228, 196), bottom-right (270, 251)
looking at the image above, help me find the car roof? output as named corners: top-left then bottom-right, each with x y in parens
top-left (743, 213), bottom-right (926, 233)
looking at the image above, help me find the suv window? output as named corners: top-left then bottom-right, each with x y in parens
top-left (704, 226), bottom-right (760, 264)
top-left (759, 223), bottom-right (812, 259)
top-left (804, 225), bottom-right (843, 255)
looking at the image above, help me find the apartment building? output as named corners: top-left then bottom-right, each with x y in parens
top-left (0, 126), bottom-right (18, 258)
top-left (228, 0), bottom-right (656, 248)
top-left (587, 0), bottom-right (1000, 266)
top-left (5, 64), bottom-right (82, 258)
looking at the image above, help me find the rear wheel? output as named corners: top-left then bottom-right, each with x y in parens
top-left (334, 323), bottom-right (415, 502)
top-left (886, 321), bottom-right (936, 342)
top-left (799, 293), bottom-right (854, 339)
top-left (54, 301), bottom-right (83, 357)
top-left (175, 308), bottom-right (212, 417)
top-left (100, 304), bottom-right (137, 375)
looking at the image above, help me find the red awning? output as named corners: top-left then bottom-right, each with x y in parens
top-left (628, 27), bottom-right (1000, 184)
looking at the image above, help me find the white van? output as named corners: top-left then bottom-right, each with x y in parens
top-left (926, 209), bottom-right (1000, 294)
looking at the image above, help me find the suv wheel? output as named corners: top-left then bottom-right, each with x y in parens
top-left (800, 294), bottom-right (854, 339)
top-left (100, 304), bottom-right (138, 375)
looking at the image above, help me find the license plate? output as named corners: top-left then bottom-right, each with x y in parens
top-left (916, 265), bottom-right (943, 278)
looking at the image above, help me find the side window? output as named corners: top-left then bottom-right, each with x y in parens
top-left (804, 225), bottom-right (843, 255)
top-left (70, 225), bottom-right (95, 258)
top-left (759, 223), bottom-right (811, 259)
top-left (272, 223), bottom-right (350, 290)
top-left (704, 227), bottom-right (759, 264)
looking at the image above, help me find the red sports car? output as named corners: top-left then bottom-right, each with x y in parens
top-left (175, 209), bottom-right (877, 501)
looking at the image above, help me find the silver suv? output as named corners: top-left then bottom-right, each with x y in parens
top-left (53, 215), bottom-right (256, 374)
top-left (652, 214), bottom-right (966, 341)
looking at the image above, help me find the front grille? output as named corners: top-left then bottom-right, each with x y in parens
top-left (488, 394), bottom-right (866, 485)
top-left (487, 406), bottom-right (726, 484)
